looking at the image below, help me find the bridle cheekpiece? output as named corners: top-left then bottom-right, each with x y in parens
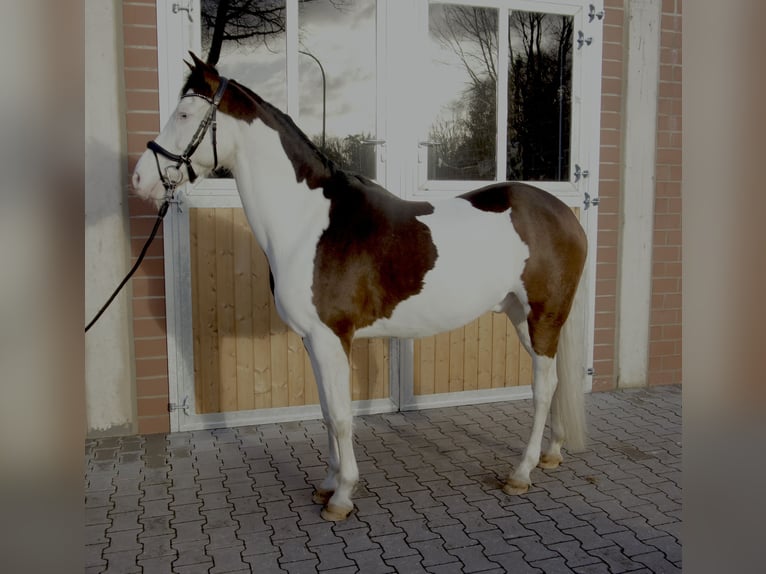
top-left (146, 76), bottom-right (229, 198)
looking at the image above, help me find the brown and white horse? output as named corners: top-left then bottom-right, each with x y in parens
top-left (132, 55), bottom-right (588, 521)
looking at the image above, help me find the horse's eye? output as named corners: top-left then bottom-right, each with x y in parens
top-left (179, 112), bottom-right (189, 120)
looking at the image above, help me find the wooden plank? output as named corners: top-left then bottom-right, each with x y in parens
top-left (477, 313), bottom-right (493, 389)
top-left (196, 208), bottom-right (220, 413)
top-left (448, 326), bottom-right (464, 393)
top-left (434, 331), bottom-right (450, 394)
top-left (490, 313), bottom-right (507, 388)
top-left (269, 289), bottom-right (289, 408)
top-left (416, 336), bottom-right (435, 396)
top-left (287, 329), bottom-right (305, 406)
top-left (505, 319), bottom-right (521, 387)
top-left (233, 209), bottom-right (254, 411)
top-left (251, 237), bottom-right (272, 409)
top-left (215, 209), bottom-right (238, 412)
top-left (368, 338), bottom-right (388, 400)
top-left (351, 339), bottom-right (369, 401)
top-left (304, 342), bottom-right (319, 405)
top-left (190, 209), bottom-right (204, 412)
top-left (463, 318), bottom-right (479, 391)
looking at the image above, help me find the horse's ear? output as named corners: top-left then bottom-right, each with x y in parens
top-left (188, 51), bottom-right (206, 68)
top-left (184, 58), bottom-right (194, 71)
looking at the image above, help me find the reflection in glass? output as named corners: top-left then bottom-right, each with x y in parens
top-left (507, 11), bottom-right (573, 181)
top-left (299, 0), bottom-right (377, 179)
top-left (427, 4), bottom-right (498, 181)
top-left (201, 0), bottom-right (287, 178)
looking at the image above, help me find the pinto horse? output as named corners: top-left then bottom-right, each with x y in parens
top-left (132, 55), bottom-right (588, 521)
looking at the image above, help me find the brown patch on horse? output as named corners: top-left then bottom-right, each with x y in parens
top-left (461, 183), bottom-right (587, 358)
top-left (183, 54), bottom-right (332, 189)
top-left (312, 174), bottom-right (438, 355)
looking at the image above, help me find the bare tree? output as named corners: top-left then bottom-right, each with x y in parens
top-left (202, 0), bottom-right (350, 66)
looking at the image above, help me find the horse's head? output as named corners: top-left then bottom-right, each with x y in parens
top-left (132, 53), bottom-right (239, 206)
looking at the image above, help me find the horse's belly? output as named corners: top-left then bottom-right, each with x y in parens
top-left (357, 204), bottom-right (529, 339)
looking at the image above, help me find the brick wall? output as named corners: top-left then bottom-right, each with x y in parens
top-left (649, 0), bottom-right (682, 385)
top-left (592, 0), bottom-right (624, 391)
top-left (118, 0), bottom-right (682, 433)
top-left (594, 0), bottom-right (683, 391)
top-left (123, 0), bottom-right (170, 434)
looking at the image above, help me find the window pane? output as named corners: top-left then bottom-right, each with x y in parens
top-left (299, 0), bottom-right (377, 179)
top-left (201, 0), bottom-right (287, 178)
top-left (507, 11), bottom-right (573, 181)
top-left (426, 4), bottom-right (498, 181)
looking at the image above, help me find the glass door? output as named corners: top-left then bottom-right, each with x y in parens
top-left (163, 0), bottom-right (391, 430)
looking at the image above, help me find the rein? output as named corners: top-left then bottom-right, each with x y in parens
top-left (85, 78), bottom-right (230, 333)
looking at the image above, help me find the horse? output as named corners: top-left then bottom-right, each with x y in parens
top-left (132, 54), bottom-right (588, 521)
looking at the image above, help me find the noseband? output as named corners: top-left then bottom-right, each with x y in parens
top-left (147, 77), bottom-right (229, 196)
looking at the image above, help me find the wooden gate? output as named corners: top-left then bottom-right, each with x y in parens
top-left (189, 208), bottom-right (390, 414)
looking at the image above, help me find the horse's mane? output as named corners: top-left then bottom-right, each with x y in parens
top-left (182, 58), bottom-right (340, 189)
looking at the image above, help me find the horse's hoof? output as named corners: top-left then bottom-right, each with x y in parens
top-left (503, 478), bottom-right (530, 495)
top-left (320, 503), bottom-right (353, 522)
top-left (538, 453), bottom-right (563, 469)
top-left (312, 489), bottom-right (333, 505)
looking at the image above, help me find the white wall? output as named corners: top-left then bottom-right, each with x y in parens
top-left (85, 0), bottom-right (135, 434)
top-left (617, 0), bottom-right (662, 388)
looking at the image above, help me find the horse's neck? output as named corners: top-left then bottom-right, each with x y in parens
top-left (232, 120), bottom-right (330, 264)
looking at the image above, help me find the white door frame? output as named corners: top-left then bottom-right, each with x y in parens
top-left (157, 0), bottom-right (602, 431)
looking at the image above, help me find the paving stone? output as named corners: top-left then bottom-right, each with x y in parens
top-left (139, 533), bottom-right (176, 559)
top-left (530, 555), bottom-right (578, 573)
top-left (373, 532), bottom-right (420, 559)
top-left (208, 545), bottom-right (249, 573)
top-left (385, 553), bottom-right (428, 573)
top-left (549, 539), bottom-right (603, 568)
top-left (172, 502), bottom-right (205, 524)
top-left (281, 558), bottom-right (321, 573)
top-left (205, 526), bottom-right (242, 550)
top-left (431, 523), bottom-right (478, 550)
top-left (491, 550), bottom-right (544, 573)
top-left (140, 515), bottom-right (175, 538)
top-left (174, 540), bottom-right (215, 566)
top-left (103, 548), bottom-right (142, 573)
top-left (139, 555), bottom-right (177, 573)
top-left (104, 528), bottom-right (142, 553)
top-left (448, 545), bottom-right (502, 573)
top-left (645, 534), bottom-right (682, 563)
top-left (468, 528), bottom-right (517, 556)
top-left (313, 541), bottom-right (356, 570)
top-left (85, 543), bottom-right (107, 568)
top-left (588, 545), bottom-right (643, 573)
top-left (506, 535), bottom-right (559, 563)
top-left (633, 550), bottom-right (682, 573)
top-left (426, 562), bottom-right (467, 574)
top-left (274, 535), bottom-right (317, 563)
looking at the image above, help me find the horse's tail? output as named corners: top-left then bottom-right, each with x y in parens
top-left (554, 273), bottom-right (588, 453)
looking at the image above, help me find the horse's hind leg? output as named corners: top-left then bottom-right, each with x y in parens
top-left (502, 294), bottom-right (561, 494)
top-left (304, 332), bottom-right (358, 521)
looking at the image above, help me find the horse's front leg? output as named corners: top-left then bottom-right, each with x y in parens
top-left (304, 333), bottom-right (358, 521)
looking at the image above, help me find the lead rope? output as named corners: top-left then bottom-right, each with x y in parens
top-left (85, 201), bottom-right (169, 333)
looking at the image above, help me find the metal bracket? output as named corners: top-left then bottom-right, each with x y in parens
top-left (168, 396), bottom-right (190, 416)
top-left (165, 191), bottom-right (184, 213)
top-left (172, 2), bottom-right (194, 22)
top-left (588, 4), bottom-right (605, 23)
top-left (577, 31), bottom-right (593, 49)
top-left (574, 164), bottom-right (590, 182)
top-left (583, 192), bottom-right (600, 210)
top-left (586, 367), bottom-right (595, 376)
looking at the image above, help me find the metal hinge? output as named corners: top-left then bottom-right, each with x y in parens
top-left (172, 2), bottom-right (194, 22)
top-left (588, 4), bottom-right (605, 23)
top-left (574, 164), bottom-right (589, 182)
top-left (168, 396), bottom-right (190, 416)
top-left (586, 367), bottom-right (595, 376)
top-left (583, 192), bottom-right (600, 210)
top-left (577, 30), bottom-right (593, 49)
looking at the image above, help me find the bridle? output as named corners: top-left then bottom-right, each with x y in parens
top-left (86, 76), bottom-right (230, 334)
top-left (146, 76), bottom-right (229, 197)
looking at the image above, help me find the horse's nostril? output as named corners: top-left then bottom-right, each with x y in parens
top-left (132, 171), bottom-right (141, 189)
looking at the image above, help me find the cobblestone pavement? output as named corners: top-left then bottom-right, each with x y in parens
top-left (85, 385), bottom-right (681, 573)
